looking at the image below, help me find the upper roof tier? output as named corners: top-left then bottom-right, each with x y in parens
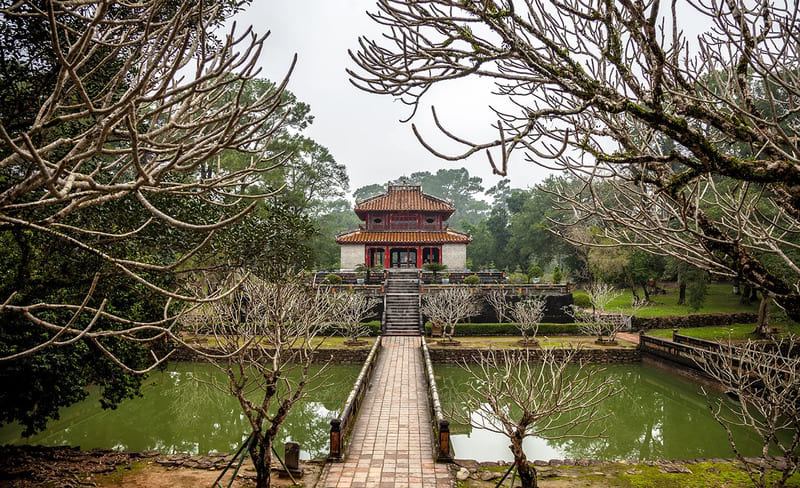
top-left (354, 184), bottom-right (455, 219)
top-left (335, 229), bottom-right (472, 245)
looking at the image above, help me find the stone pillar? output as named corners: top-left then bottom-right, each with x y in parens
top-left (285, 442), bottom-right (300, 471)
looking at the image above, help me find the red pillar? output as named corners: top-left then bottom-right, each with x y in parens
top-left (416, 246), bottom-right (423, 268)
top-left (384, 246), bottom-right (390, 268)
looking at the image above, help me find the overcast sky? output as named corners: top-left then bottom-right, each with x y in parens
top-left (228, 1), bottom-right (552, 200)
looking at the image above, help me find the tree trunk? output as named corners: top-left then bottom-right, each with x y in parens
top-left (678, 280), bottom-right (686, 305)
top-left (753, 296), bottom-right (771, 338)
top-left (626, 273), bottom-right (639, 302)
top-left (510, 434), bottom-right (537, 488)
top-left (249, 437), bottom-right (272, 488)
top-left (740, 284), bottom-right (752, 305)
top-left (641, 284), bottom-right (650, 303)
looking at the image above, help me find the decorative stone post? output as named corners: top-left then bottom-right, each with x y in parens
top-left (284, 442), bottom-right (301, 472)
top-left (329, 418), bottom-right (342, 460)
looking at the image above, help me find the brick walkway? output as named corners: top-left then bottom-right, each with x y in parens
top-left (616, 332), bottom-right (641, 345)
top-left (318, 336), bottom-right (452, 488)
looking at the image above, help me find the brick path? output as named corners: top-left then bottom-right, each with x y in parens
top-left (616, 332), bottom-right (641, 345)
top-left (318, 336), bottom-right (453, 488)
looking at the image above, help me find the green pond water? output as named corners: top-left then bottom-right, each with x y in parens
top-left (0, 363), bottom-right (360, 460)
top-left (436, 362), bottom-right (788, 462)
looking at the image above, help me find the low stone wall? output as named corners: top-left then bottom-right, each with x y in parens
top-left (632, 312), bottom-right (757, 330)
top-left (427, 347), bottom-right (640, 364)
top-left (170, 344), bottom-right (374, 365)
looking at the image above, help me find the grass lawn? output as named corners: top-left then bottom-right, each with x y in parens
top-left (458, 461), bottom-right (800, 488)
top-left (646, 321), bottom-right (800, 341)
top-left (426, 335), bottom-right (638, 349)
top-left (646, 324), bottom-right (757, 341)
top-left (586, 283), bottom-right (760, 317)
top-left (186, 334), bottom-right (377, 349)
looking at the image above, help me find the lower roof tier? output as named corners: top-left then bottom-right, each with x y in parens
top-left (335, 229), bottom-right (472, 245)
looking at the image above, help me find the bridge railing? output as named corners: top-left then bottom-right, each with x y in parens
top-left (420, 337), bottom-right (453, 462)
top-left (329, 338), bottom-right (382, 461)
top-left (640, 333), bottom-right (791, 379)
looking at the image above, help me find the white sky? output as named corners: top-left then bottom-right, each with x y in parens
top-left (229, 1), bottom-right (552, 199)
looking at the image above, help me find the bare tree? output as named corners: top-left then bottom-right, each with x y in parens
top-left (511, 296), bottom-right (546, 346)
top-left (349, 0), bottom-right (800, 320)
top-left (451, 348), bottom-right (619, 488)
top-left (204, 276), bottom-right (336, 488)
top-left (333, 291), bottom-right (380, 345)
top-left (421, 287), bottom-right (478, 343)
top-left (698, 337), bottom-right (800, 488)
top-left (486, 288), bottom-right (512, 323)
top-left (0, 1), bottom-right (296, 369)
top-left (566, 283), bottom-right (632, 344)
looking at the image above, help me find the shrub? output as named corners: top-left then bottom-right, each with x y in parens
top-left (322, 274), bottom-right (342, 284)
top-left (572, 291), bottom-right (591, 308)
top-left (464, 275), bottom-right (481, 285)
top-left (507, 272), bottom-right (529, 284)
top-left (424, 322), bottom-right (580, 336)
top-left (528, 265), bottom-right (544, 278)
top-left (552, 265), bottom-right (563, 284)
top-left (323, 321), bottom-right (381, 337)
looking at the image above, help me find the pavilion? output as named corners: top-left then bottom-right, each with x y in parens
top-left (335, 183), bottom-right (471, 270)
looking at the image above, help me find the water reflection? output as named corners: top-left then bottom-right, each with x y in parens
top-left (437, 363), bottom-right (774, 462)
top-left (0, 363), bottom-right (359, 459)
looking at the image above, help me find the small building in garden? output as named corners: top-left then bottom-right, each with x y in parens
top-left (335, 183), bottom-right (471, 270)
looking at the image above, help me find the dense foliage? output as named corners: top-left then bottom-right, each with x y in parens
top-left (0, 1), bottom-right (317, 433)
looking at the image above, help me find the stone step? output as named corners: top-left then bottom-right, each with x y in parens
top-left (382, 272), bottom-right (422, 335)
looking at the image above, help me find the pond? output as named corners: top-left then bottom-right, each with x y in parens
top-left (436, 362), bottom-right (783, 462)
top-left (0, 363), bottom-right (360, 460)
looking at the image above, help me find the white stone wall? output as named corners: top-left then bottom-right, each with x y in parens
top-left (442, 243), bottom-right (467, 270)
top-left (339, 244), bottom-right (365, 270)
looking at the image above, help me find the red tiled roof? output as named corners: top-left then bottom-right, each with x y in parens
top-left (355, 184), bottom-right (454, 218)
top-left (335, 229), bottom-right (472, 244)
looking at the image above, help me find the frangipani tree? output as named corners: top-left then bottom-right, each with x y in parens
top-left (205, 275), bottom-right (337, 488)
top-left (699, 337), bottom-right (800, 488)
top-left (567, 283), bottom-right (633, 344)
top-left (486, 288), bottom-right (512, 323)
top-left (421, 287), bottom-right (478, 342)
top-left (349, 0), bottom-right (800, 321)
top-left (0, 0), bottom-right (299, 370)
top-left (334, 291), bottom-right (379, 345)
top-left (452, 348), bottom-right (620, 488)
top-left (511, 297), bottom-right (547, 346)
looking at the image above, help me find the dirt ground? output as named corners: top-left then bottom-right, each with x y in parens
top-left (0, 446), bottom-right (322, 488)
top-left (92, 461), bottom-right (322, 488)
top-left (3, 446), bottom-right (796, 488)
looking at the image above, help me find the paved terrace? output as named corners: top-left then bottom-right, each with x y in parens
top-left (318, 336), bottom-right (453, 488)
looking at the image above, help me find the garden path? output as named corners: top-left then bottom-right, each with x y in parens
top-left (317, 336), bottom-right (453, 488)
top-left (616, 331), bottom-right (641, 345)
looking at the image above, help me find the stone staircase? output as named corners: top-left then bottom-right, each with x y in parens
top-left (382, 269), bottom-right (422, 336)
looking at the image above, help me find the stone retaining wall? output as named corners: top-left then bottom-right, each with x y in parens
top-left (428, 347), bottom-right (640, 364)
top-left (632, 312), bottom-right (757, 330)
top-left (170, 344), bottom-right (373, 365)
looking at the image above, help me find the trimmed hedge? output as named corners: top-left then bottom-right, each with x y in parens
top-left (572, 292), bottom-right (591, 308)
top-left (424, 322), bottom-right (581, 336)
top-left (324, 321), bottom-right (382, 337)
